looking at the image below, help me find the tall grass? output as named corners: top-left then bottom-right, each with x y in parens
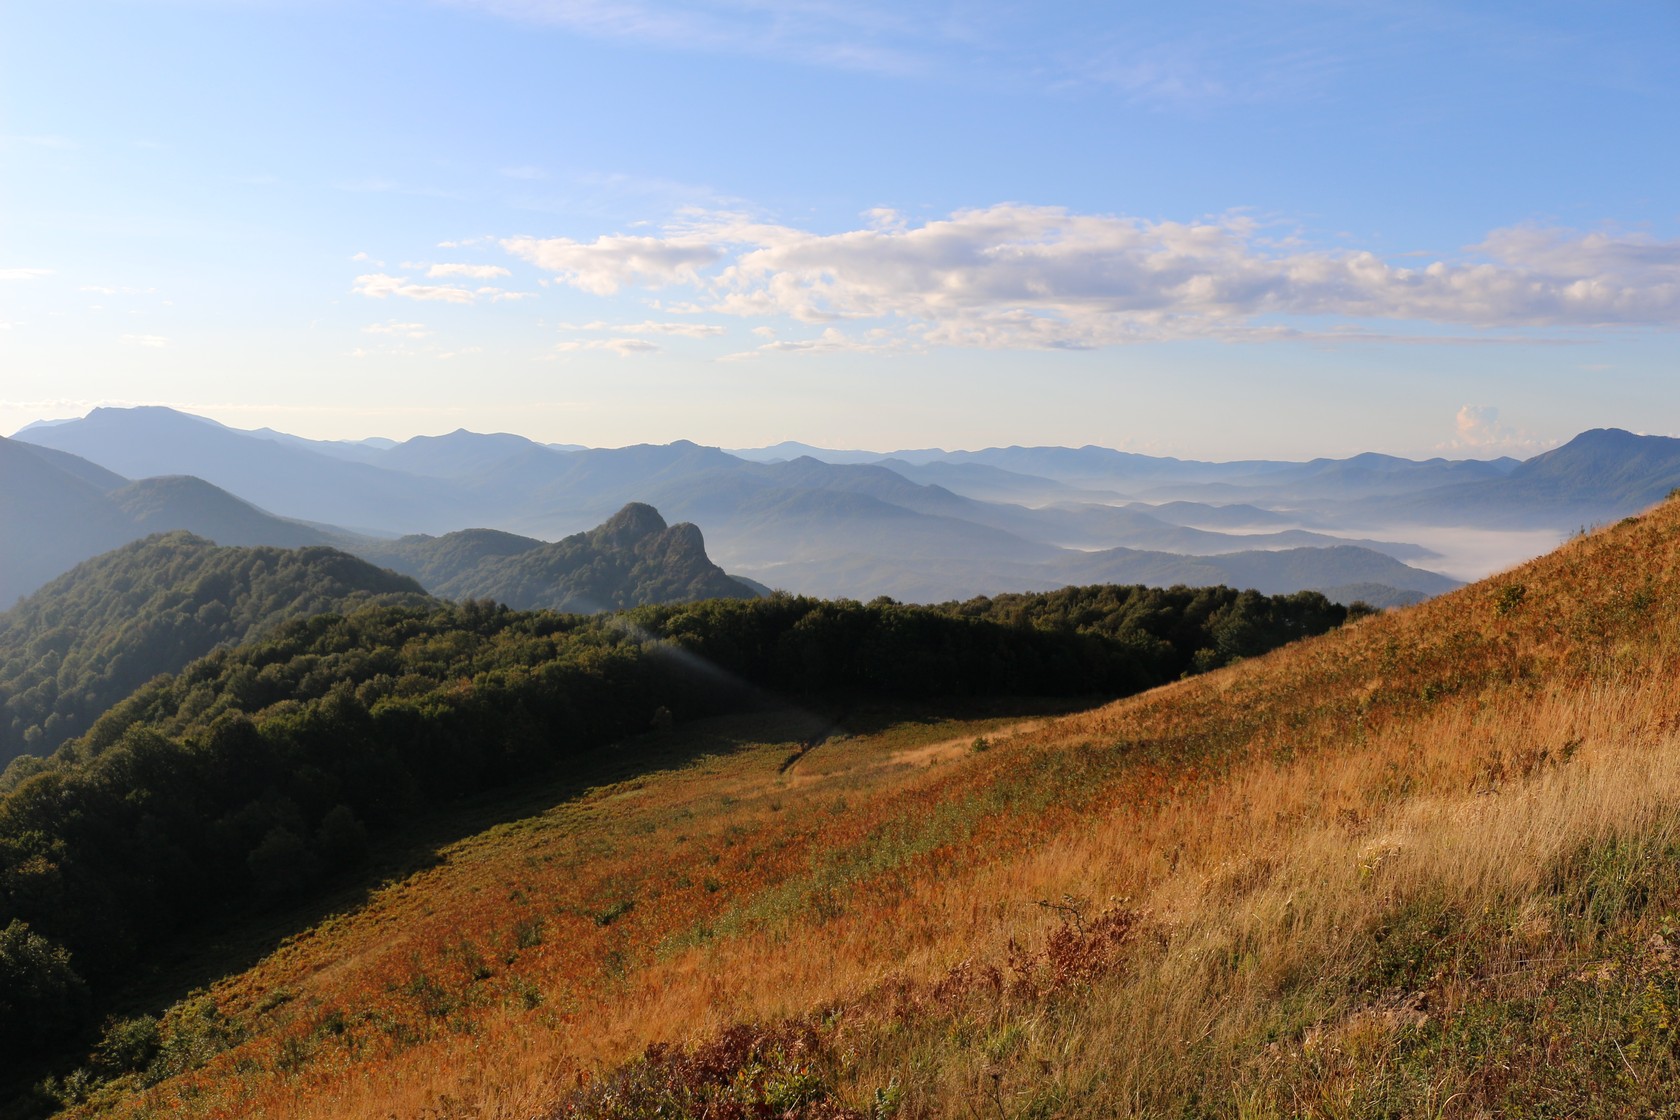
top-left (60, 504), bottom-right (1680, 1119)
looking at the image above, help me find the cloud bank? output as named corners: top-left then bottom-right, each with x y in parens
top-left (498, 207), bottom-right (1680, 350)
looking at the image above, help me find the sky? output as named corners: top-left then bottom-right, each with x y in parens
top-left (2, 0), bottom-right (1677, 459)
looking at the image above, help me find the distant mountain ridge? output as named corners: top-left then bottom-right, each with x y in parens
top-left (27, 407), bottom-right (1679, 606)
top-left (0, 435), bottom-right (335, 607)
top-left (1376, 428), bottom-right (1680, 526)
top-left (359, 502), bottom-right (757, 612)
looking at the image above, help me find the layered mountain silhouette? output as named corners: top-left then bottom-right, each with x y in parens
top-left (1371, 428), bottom-right (1680, 526)
top-left (19, 407), bottom-right (1677, 608)
top-left (0, 434), bottom-right (333, 607)
top-left (360, 503), bottom-right (756, 612)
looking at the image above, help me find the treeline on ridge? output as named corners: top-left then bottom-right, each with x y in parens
top-left (0, 584), bottom-right (1362, 1062)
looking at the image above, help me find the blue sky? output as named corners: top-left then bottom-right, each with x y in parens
top-left (3, 1), bottom-right (1676, 458)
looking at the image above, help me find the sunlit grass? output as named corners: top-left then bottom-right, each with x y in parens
top-left (57, 503), bottom-right (1680, 1118)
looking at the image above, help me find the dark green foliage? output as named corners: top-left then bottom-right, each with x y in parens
top-left (315, 804), bottom-right (369, 870)
top-left (0, 531), bottom-right (431, 768)
top-left (935, 584), bottom-right (1351, 676)
top-left (0, 919), bottom-right (89, 1053)
top-left (0, 582), bottom-right (1349, 1063)
top-left (93, 1014), bottom-right (162, 1078)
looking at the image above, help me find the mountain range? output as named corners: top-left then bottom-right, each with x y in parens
top-left (13, 406), bottom-right (1680, 610)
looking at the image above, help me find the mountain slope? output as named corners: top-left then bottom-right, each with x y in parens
top-left (110, 476), bottom-right (334, 548)
top-left (1385, 427), bottom-right (1680, 526)
top-left (0, 437), bottom-right (139, 608)
top-left (0, 434), bottom-right (350, 606)
top-left (37, 493), bottom-right (1680, 1118)
top-left (358, 503), bottom-right (757, 611)
top-left (0, 532), bottom-right (430, 768)
top-left (13, 406), bottom-right (470, 532)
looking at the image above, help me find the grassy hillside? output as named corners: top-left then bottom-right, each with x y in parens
top-left (25, 500), bottom-right (1680, 1117)
top-left (0, 581), bottom-right (1358, 1110)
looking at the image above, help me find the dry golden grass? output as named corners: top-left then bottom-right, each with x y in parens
top-left (67, 502), bottom-right (1680, 1118)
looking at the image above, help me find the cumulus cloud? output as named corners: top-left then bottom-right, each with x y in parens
top-left (501, 206), bottom-right (1680, 350)
top-left (427, 262), bottom-right (512, 280)
top-left (0, 267), bottom-right (53, 281)
top-left (1447, 405), bottom-right (1549, 456)
top-left (502, 233), bottom-right (723, 294)
top-left (1455, 405), bottom-right (1508, 446)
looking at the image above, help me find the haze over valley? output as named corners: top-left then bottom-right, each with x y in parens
top-left (16, 405), bottom-right (1680, 615)
top-left (5, 3), bottom-right (1678, 1117)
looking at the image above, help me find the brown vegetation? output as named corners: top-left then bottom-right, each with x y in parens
top-left (57, 501), bottom-right (1680, 1118)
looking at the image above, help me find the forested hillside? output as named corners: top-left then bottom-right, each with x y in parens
top-left (358, 502), bottom-right (756, 610)
top-left (0, 582), bottom-right (1357, 1091)
top-left (0, 533), bottom-right (430, 767)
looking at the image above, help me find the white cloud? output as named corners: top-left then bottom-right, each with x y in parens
top-left (364, 320), bottom-right (433, 339)
top-left (428, 262), bottom-right (512, 280)
top-left (503, 207), bottom-right (1680, 349)
top-left (553, 337), bottom-right (661, 356)
top-left (353, 272), bottom-right (479, 304)
top-left (1455, 405), bottom-right (1506, 446)
top-left (120, 334), bottom-right (169, 348)
top-left (1447, 404), bottom-right (1548, 456)
top-left (502, 233), bottom-right (723, 294)
top-left (0, 267), bottom-right (53, 281)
